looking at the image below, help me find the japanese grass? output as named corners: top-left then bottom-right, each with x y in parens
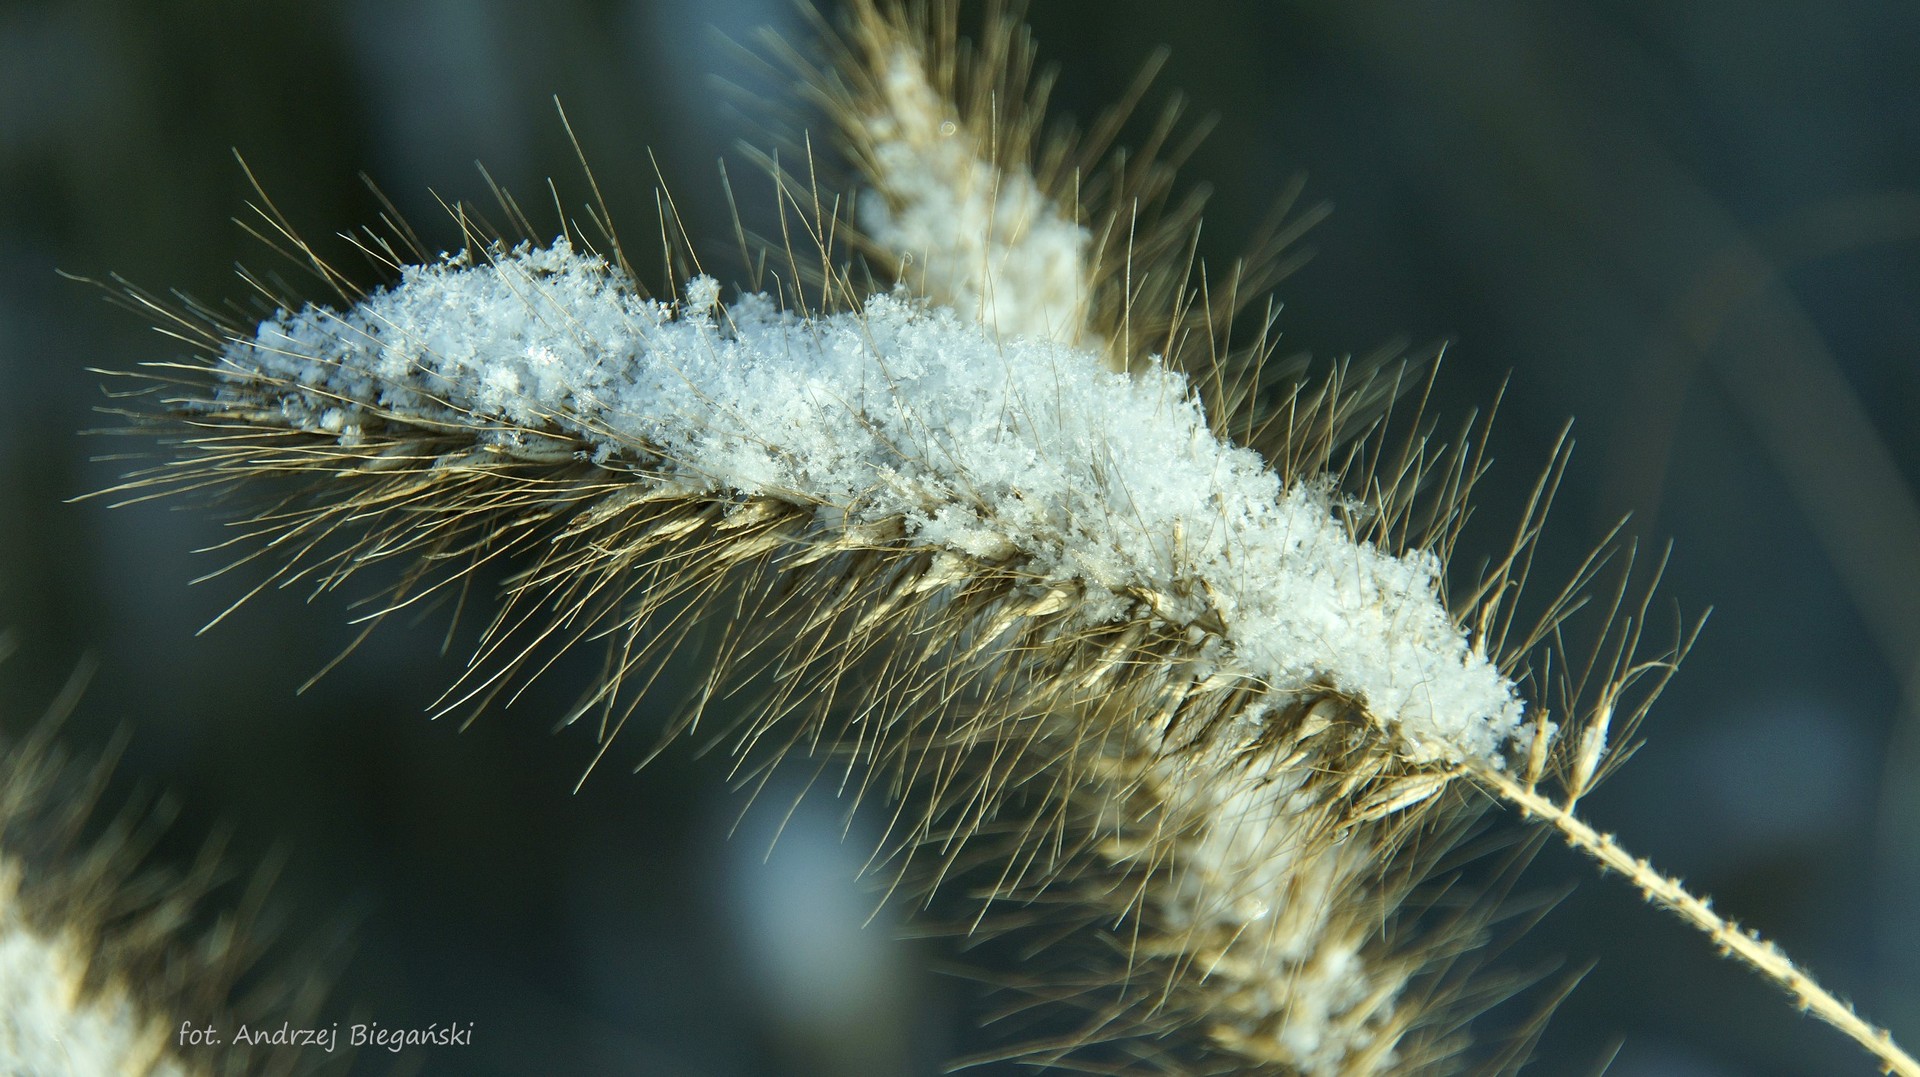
top-left (101, 1), bottom-right (1919, 1073)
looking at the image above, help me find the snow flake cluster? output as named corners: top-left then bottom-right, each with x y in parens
top-left (221, 240), bottom-right (1525, 765)
top-left (859, 48), bottom-right (1094, 347)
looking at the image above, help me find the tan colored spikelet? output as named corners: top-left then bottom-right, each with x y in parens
top-left (95, 208), bottom-right (1517, 1073)
top-left (106, 291), bottom-right (1522, 1070)
top-left (82, 2), bottom-right (1920, 1074)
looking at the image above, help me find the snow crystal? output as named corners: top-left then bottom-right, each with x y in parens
top-left (860, 48), bottom-right (1095, 349)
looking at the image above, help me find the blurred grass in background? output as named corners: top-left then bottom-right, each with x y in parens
top-left (3, 1), bottom-right (1917, 1073)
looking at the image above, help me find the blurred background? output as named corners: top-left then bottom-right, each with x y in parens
top-left (3, 1), bottom-right (1919, 1073)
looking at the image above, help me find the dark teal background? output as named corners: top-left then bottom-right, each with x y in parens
top-left (2, 1), bottom-right (1917, 1073)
